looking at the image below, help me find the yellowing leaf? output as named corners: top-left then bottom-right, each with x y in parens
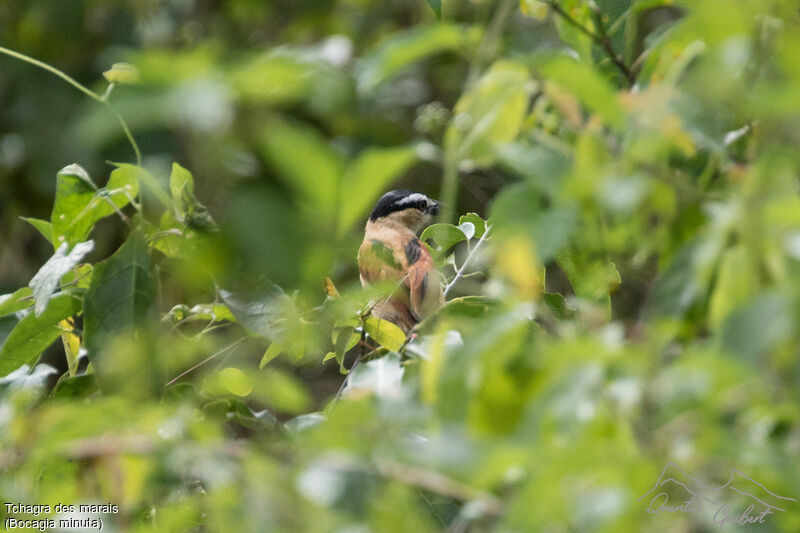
top-left (364, 317), bottom-right (406, 351)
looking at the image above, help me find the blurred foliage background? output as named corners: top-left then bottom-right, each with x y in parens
top-left (2, 0), bottom-right (800, 531)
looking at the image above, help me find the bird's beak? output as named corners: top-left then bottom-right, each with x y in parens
top-left (427, 200), bottom-right (440, 217)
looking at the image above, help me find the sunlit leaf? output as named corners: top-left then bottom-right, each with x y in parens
top-left (103, 62), bottom-right (141, 84)
top-left (0, 287), bottom-right (33, 317)
top-left (29, 240), bottom-right (94, 316)
top-left (0, 293), bottom-right (81, 376)
top-left (363, 317), bottom-right (406, 351)
top-left (420, 223), bottom-right (467, 252)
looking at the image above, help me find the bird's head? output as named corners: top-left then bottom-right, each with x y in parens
top-left (368, 190), bottom-right (439, 233)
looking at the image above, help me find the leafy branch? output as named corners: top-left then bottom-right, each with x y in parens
top-left (544, 1), bottom-right (636, 86)
top-left (445, 225), bottom-right (491, 298)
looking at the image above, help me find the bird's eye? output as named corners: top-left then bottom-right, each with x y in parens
top-left (418, 199), bottom-right (427, 210)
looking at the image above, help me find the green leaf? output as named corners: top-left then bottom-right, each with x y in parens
top-left (83, 231), bottom-right (156, 363)
top-left (337, 146), bottom-right (418, 235)
top-left (169, 163), bottom-right (215, 230)
top-left (258, 119), bottom-right (343, 220)
top-left (220, 284), bottom-right (293, 340)
top-left (0, 287), bottom-right (33, 317)
top-left (103, 62), bottom-right (141, 84)
top-left (51, 164), bottom-right (140, 245)
top-left (0, 293), bottom-right (81, 376)
top-left (363, 317), bottom-right (406, 351)
top-left (444, 60), bottom-right (530, 165)
top-left (357, 24), bottom-right (466, 92)
top-left (29, 240), bottom-right (94, 316)
top-left (458, 213), bottom-right (486, 239)
top-left (708, 245), bottom-right (756, 328)
top-left (20, 217), bottom-right (54, 245)
top-left (51, 164), bottom-right (97, 246)
top-left (420, 223), bottom-right (467, 252)
top-left (260, 343), bottom-right (282, 370)
top-left (51, 374), bottom-right (98, 399)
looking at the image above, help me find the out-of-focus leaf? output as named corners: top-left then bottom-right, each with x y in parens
top-left (169, 163), bottom-right (215, 230)
top-left (346, 352), bottom-right (405, 399)
top-left (420, 223), bottom-right (467, 252)
top-left (0, 293), bottom-right (81, 376)
top-left (258, 119), bottom-right (343, 220)
top-left (444, 60), bottom-right (531, 165)
top-left (644, 241), bottom-right (699, 317)
top-left (357, 24), bottom-right (464, 92)
top-left (337, 146), bottom-right (418, 235)
top-left (520, 0), bottom-right (549, 20)
top-left (0, 287), bottom-right (33, 317)
top-left (20, 217), bottom-right (54, 245)
top-left (51, 374), bottom-right (97, 399)
top-left (103, 62), bottom-right (141, 84)
top-left (538, 56), bottom-right (625, 130)
top-left (363, 317), bottom-right (406, 352)
top-left (458, 213), bottom-right (486, 239)
top-left (220, 284), bottom-right (293, 341)
top-left (260, 343), bottom-right (282, 370)
top-left (83, 231), bottom-right (156, 363)
top-left (721, 293), bottom-right (793, 362)
top-left (708, 245), bottom-right (756, 328)
top-left (29, 240), bottom-right (94, 316)
top-left (232, 52), bottom-right (316, 105)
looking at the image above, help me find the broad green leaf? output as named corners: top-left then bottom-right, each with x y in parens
top-left (0, 293), bottom-right (81, 376)
top-left (357, 24), bottom-right (466, 92)
top-left (363, 317), bottom-right (406, 351)
top-left (51, 374), bottom-right (98, 399)
top-left (420, 223), bottom-right (467, 252)
top-left (20, 217), bottom-right (54, 245)
top-left (538, 56), bottom-right (625, 130)
top-left (29, 240), bottom-right (94, 316)
top-left (331, 325), bottom-right (359, 374)
top-left (0, 287), bottom-right (33, 317)
top-left (337, 146), bottom-right (418, 235)
top-left (232, 52), bottom-right (317, 105)
top-left (258, 119), bottom-right (343, 219)
top-left (103, 62), bottom-right (141, 84)
top-left (444, 60), bottom-right (530, 165)
top-left (83, 231), bottom-right (156, 362)
top-left (260, 343), bottom-right (282, 369)
top-left (458, 213), bottom-right (486, 239)
top-left (51, 164), bottom-right (97, 245)
top-left (51, 164), bottom-right (140, 245)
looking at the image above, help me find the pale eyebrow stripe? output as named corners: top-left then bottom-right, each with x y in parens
top-left (394, 193), bottom-right (427, 207)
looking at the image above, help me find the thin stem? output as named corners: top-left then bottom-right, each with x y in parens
top-left (444, 225), bottom-right (490, 298)
top-left (166, 338), bottom-right (246, 386)
top-left (0, 46), bottom-right (141, 165)
top-left (544, 1), bottom-right (635, 86)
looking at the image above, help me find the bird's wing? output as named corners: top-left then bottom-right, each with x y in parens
top-left (358, 237), bottom-right (405, 285)
top-left (403, 237), bottom-right (442, 321)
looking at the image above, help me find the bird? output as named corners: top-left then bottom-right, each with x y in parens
top-left (358, 190), bottom-right (443, 334)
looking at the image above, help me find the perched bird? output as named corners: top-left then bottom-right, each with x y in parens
top-left (358, 190), bottom-right (443, 334)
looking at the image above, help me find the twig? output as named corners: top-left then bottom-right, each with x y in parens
top-left (0, 46), bottom-right (141, 164)
top-left (544, 1), bottom-right (635, 86)
top-left (376, 459), bottom-right (504, 516)
top-left (166, 337), bottom-right (246, 386)
top-left (444, 225), bottom-right (491, 298)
